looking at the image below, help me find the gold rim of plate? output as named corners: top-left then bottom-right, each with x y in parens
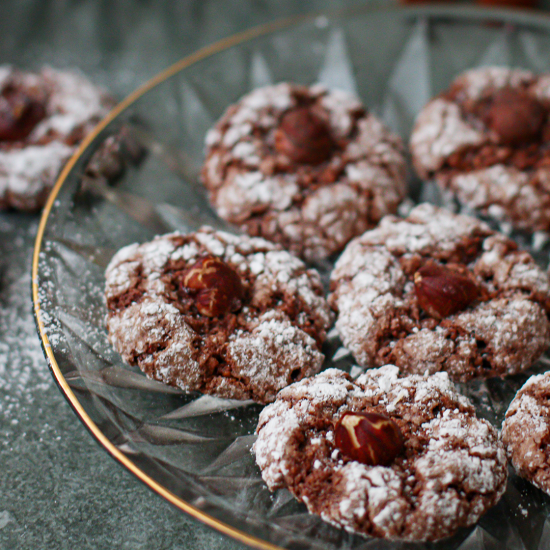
top-left (30, 4), bottom-right (550, 549)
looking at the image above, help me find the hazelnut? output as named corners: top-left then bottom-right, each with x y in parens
top-left (274, 106), bottom-right (333, 165)
top-left (0, 87), bottom-right (46, 142)
top-left (334, 411), bottom-right (405, 466)
top-left (414, 263), bottom-right (479, 320)
top-left (483, 88), bottom-right (545, 145)
top-left (181, 255), bottom-right (244, 317)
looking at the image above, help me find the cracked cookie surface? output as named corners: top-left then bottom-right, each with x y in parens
top-left (105, 227), bottom-right (333, 404)
top-left (254, 366), bottom-right (507, 541)
top-left (410, 66), bottom-right (550, 233)
top-left (502, 372), bottom-right (550, 494)
top-left (201, 83), bottom-right (407, 262)
top-left (328, 203), bottom-right (550, 381)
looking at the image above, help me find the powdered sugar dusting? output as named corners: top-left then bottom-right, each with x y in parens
top-left (1, 226), bottom-right (53, 423)
top-left (202, 83), bottom-right (407, 261)
top-left (0, 142), bottom-right (74, 197)
top-left (458, 66), bottom-right (534, 101)
top-left (410, 99), bottom-right (484, 177)
top-left (502, 372), bottom-right (550, 495)
top-left (108, 298), bottom-right (203, 391)
top-left (329, 203), bottom-right (550, 381)
top-left (33, 66), bottom-right (111, 139)
top-left (254, 367), bottom-right (507, 541)
top-left (227, 311), bottom-right (323, 403)
top-left (216, 171), bottom-right (298, 221)
top-left (105, 228), bottom-right (333, 403)
top-left (449, 165), bottom-right (550, 233)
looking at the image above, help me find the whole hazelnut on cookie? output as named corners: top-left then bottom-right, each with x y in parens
top-left (181, 255), bottom-right (244, 317)
top-left (414, 262), bottom-right (479, 320)
top-left (0, 86), bottom-right (46, 142)
top-left (254, 367), bottom-right (508, 541)
top-left (483, 88), bottom-right (545, 145)
top-left (274, 106), bottom-right (333, 165)
top-left (105, 228), bottom-right (333, 404)
top-left (334, 411), bottom-right (404, 466)
top-left (0, 66), bottom-right (115, 211)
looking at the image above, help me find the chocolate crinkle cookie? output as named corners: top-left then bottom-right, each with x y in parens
top-left (502, 372), bottom-right (550, 495)
top-left (328, 203), bottom-right (550, 382)
top-left (410, 66), bottom-right (550, 233)
top-left (254, 366), bottom-right (507, 541)
top-left (201, 83), bottom-right (407, 262)
top-left (105, 228), bottom-right (333, 404)
top-left (0, 65), bottom-right (114, 211)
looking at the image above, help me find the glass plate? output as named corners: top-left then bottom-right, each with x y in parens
top-left (33, 5), bottom-right (550, 550)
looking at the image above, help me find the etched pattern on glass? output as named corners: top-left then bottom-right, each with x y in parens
top-left (37, 8), bottom-right (550, 550)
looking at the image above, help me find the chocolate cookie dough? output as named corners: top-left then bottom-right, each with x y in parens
top-left (254, 366), bottom-right (508, 541)
top-left (410, 66), bottom-right (550, 233)
top-left (201, 83), bottom-right (407, 262)
top-left (105, 228), bottom-right (333, 404)
top-left (0, 65), bottom-right (114, 210)
top-left (328, 203), bottom-right (550, 382)
top-left (502, 372), bottom-right (550, 495)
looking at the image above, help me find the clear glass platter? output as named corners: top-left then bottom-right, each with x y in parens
top-left (32, 5), bottom-right (550, 549)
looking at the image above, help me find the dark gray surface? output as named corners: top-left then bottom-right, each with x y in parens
top-left (0, 2), bottom-right (373, 549)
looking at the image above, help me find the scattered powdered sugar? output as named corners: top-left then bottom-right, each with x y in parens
top-left (0, 220), bottom-right (53, 427)
top-left (0, 65), bottom-right (112, 208)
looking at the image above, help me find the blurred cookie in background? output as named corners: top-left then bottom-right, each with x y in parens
top-left (410, 67), bottom-right (550, 234)
top-left (0, 65), bottom-right (114, 211)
